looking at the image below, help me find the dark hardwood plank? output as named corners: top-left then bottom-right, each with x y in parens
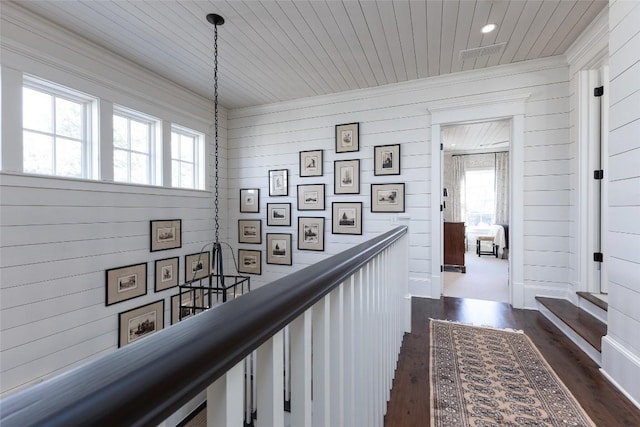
top-left (536, 296), bottom-right (606, 352)
top-left (577, 291), bottom-right (609, 311)
top-left (384, 297), bottom-right (640, 427)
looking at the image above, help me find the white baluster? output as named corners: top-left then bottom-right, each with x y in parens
top-left (290, 310), bottom-right (312, 427)
top-left (207, 361), bottom-right (244, 426)
top-left (343, 275), bottom-right (355, 426)
top-left (330, 283), bottom-right (345, 427)
top-left (312, 294), bottom-right (331, 427)
top-left (256, 330), bottom-right (284, 427)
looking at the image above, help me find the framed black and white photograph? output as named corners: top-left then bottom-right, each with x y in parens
top-left (154, 257), bottom-right (179, 292)
top-left (118, 299), bottom-right (164, 347)
top-left (332, 202), bottom-right (363, 235)
top-left (298, 217), bottom-right (325, 251)
top-left (269, 169), bottom-right (289, 196)
top-left (266, 233), bottom-right (292, 265)
top-left (238, 219), bottom-right (262, 244)
top-left (371, 183), bottom-right (405, 213)
top-left (106, 262), bottom-right (148, 306)
top-left (334, 159), bottom-right (360, 194)
top-left (300, 149), bottom-right (323, 177)
top-left (150, 219), bottom-right (182, 252)
top-left (171, 289), bottom-right (204, 324)
top-left (240, 188), bottom-right (260, 213)
top-left (185, 251), bottom-right (210, 282)
top-left (238, 249), bottom-right (262, 275)
top-left (267, 203), bottom-right (291, 226)
top-left (374, 144), bottom-right (401, 176)
top-left (297, 184), bottom-right (325, 211)
top-left (335, 122), bottom-right (359, 153)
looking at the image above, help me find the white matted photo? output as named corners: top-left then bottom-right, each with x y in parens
top-left (184, 251), bottom-right (210, 282)
top-left (238, 249), bottom-right (262, 275)
top-left (374, 144), bottom-right (401, 176)
top-left (300, 149), bottom-right (323, 177)
top-left (238, 219), bottom-right (262, 244)
top-left (297, 184), bottom-right (325, 211)
top-left (154, 257), bottom-right (179, 292)
top-left (266, 233), bottom-right (292, 265)
top-left (335, 122), bottom-right (359, 153)
top-left (269, 169), bottom-right (289, 196)
top-left (240, 188), bottom-right (260, 213)
top-left (267, 203), bottom-right (291, 226)
top-left (106, 262), bottom-right (147, 306)
top-left (298, 216), bottom-right (325, 251)
top-left (332, 202), bottom-right (362, 235)
top-left (118, 299), bottom-right (164, 347)
top-left (371, 183), bottom-right (405, 213)
top-left (334, 159), bottom-right (360, 194)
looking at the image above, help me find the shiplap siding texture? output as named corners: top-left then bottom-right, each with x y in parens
top-left (602, 0), bottom-right (640, 407)
top-left (0, 5), bottom-right (227, 402)
top-left (228, 56), bottom-right (572, 305)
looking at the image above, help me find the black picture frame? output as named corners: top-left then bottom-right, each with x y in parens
top-left (238, 249), bottom-right (262, 275)
top-left (240, 188), bottom-right (260, 213)
top-left (184, 251), bottom-right (210, 282)
top-left (335, 122), bottom-right (359, 153)
top-left (154, 256), bottom-right (179, 292)
top-left (297, 184), bottom-right (325, 211)
top-left (150, 219), bottom-right (182, 252)
top-left (269, 169), bottom-right (289, 196)
top-left (238, 219), bottom-right (262, 244)
top-left (267, 203), bottom-right (291, 226)
top-left (118, 299), bottom-right (164, 347)
top-left (374, 144), bottom-right (401, 176)
top-left (300, 149), bottom-right (323, 177)
top-left (332, 202), bottom-right (363, 235)
top-left (298, 216), bottom-right (325, 251)
top-left (371, 183), bottom-right (406, 212)
top-left (334, 159), bottom-right (360, 194)
top-left (266, 233), bottom-right (293, 265)
top-left (106, 262), bottom-right (148, 306)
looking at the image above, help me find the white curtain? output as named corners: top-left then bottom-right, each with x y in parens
top-left (449, 156), bottom-right (465, 222)
top-left (494, 152), bottom-right (509, 224)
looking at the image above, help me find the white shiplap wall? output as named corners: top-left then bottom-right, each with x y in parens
top-left (228, 56), bottom-right (572, 306)
top-left (0, 4), bottom-right (227, 402)
top-left (602, 0), bottom-right (640, 408)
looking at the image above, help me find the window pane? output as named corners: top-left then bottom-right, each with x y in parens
top-left (55, 97), bottom-right (82, 139)
top-left (113, 116), bottom-right (128, 149)
top-left (56, 138), bottom-right (83, 177)
top-left (130, 153), bottom-right (149, 184)
top-left (465, 169), bottom-right (495, 226)
top-left (172, 160), bottom-right (180, 187)
top-left (180, 162), bottom-right (193, 188)
top-left (23, 131), bottom-right (53, 174)
top-left (180, 136), bottom-right (194, 161)
top-left (130, 120), bottom-right (149, 153)
top-left (23, 88), bottom-right (53, 133)
top-left (113, 149), bottom-right (129, 182)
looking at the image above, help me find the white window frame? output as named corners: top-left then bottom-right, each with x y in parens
top-left (463, 167), bottom-right (496, 227)
top-left (171, 125), bottom-right (205, 190)
top-left (22, 76), bottom-right (96, 178)
top-left (112, 106), bottom-right (161, 186)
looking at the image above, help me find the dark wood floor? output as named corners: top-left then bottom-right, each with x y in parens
top-left (384, 297), bottom-right (640, 427)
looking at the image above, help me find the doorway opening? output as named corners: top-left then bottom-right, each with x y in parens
top-left (441, 119), bottom-right (511, 303)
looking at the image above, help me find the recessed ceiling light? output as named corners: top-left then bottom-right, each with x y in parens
top-left (481, 24), bottom-right (496, 34)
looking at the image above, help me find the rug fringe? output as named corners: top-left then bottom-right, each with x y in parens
top-left (429, 318), bottom-right (524, 334)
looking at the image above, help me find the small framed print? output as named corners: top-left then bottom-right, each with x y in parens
top-left (106, 262), bottom-right (147, 306)
top-left (371, 183), bottom-right (405, 213)
top-left (266, 233), bottom-right (292, 266)
top-left (240, 188), bottom-right (260, 213)
top-left (171, 289), bottom-right (204, 324)
top-left (269, 169), bottom-right (289, 196)
top-left (154, 257), bottom-right (179, 292)
top-left (150, 219), bottom-right (182, 252)
top-left (118, 299), bottom-right (164, 347)
top-left (332, 202), bottom-right (363, 235)
top-left (267, 203), bottom-right (291, 226)
top-left (374, 144), bottom-right (401, 176)
top-left (297, 184), bottom-right (325, 211)
top-left (185, 251), bottom-right (210, 282)
top-left (300, 149), bottom-right (323, 177)
top-left (238, 219), bottom-right (262, 244)
top-left (298, 217), bottom-right (325, 251)
top-left (334, 159), bottom-right (360, 194)
top-left (335, 122), bottom-right (359, 153)
top-left (238, 249), bottom-right (262, 275)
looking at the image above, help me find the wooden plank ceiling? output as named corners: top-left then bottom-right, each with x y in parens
top-left (10, 0), bottom-right (606, 110)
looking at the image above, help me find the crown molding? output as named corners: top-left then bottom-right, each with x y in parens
top-left (565, 6), bottom-right (609, 72)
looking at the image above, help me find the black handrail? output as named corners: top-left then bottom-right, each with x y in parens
top-left (0, 226), bottom-right (407, 427)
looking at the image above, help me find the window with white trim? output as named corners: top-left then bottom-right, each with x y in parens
top-left (463, 168), bottom-right (495, 227)
top-left (22, 78), bottom-right (95, 178)
top-left (113, 108), bottom-right (159, 185)
top-left (171, 126), bottom-right (205, 190)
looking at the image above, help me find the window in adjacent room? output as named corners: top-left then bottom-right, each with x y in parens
top-left (171, 126), bottom-right (205, 190)
top-left (113, 107), bottom-right (160, 185)
top-left (463, 168), bottom-right (495, 227)
top-left (22, 77), bottom-right (95, 178)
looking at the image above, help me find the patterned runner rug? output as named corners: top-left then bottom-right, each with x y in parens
top-left (429, 319), bottom-right (595, 427)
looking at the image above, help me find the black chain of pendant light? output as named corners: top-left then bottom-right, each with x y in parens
top-left (207, 13), bottom-right (224, 245)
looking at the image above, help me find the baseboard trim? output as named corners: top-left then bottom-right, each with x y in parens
top-left (601, 336), bottom-right (640, 411)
